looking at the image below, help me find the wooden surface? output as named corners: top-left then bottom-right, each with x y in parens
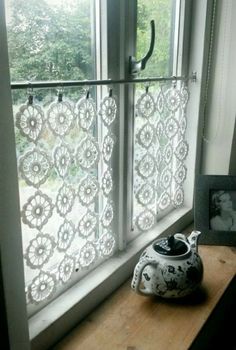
top-left (54, 245), bottom-right (236, 350)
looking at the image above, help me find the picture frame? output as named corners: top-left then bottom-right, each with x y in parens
top-left (194, 175), bottom-right (236, 246)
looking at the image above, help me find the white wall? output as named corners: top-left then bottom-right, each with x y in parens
top-left (201, 0), bottom-right (236, 174)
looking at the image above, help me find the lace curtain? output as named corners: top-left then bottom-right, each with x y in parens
top-left (14, 80), bottom-right (189, 310)
top-left (133, 81), bottom-right (189, 231)
top-left (15, 89), bottom-right (116, 308)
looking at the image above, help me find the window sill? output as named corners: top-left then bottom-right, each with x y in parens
top-left (54, 245), bottom-right (236, 350)
top-left (30, 206), bottom-right (193, 350)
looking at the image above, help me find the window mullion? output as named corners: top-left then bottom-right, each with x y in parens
top-left (106, 0), bottom-right (137, 250)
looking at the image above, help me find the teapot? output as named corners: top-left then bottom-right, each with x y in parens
top-left (131, 231), bottom-right (203, 298)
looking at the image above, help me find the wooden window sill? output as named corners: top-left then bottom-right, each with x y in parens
top-left (54, 245), bottom-right (236, 350)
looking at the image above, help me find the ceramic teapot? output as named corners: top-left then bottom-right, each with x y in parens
top-left (131, 231), bottom-right (203, 298)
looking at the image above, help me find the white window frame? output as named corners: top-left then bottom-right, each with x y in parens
top-left (0, 0), bottom-right (213, 349)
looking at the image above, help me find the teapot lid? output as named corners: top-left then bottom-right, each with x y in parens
top-left (154, 235), bottom-right (188, 256)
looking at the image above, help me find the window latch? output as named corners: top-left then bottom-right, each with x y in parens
top-left (129, 20), bottom-right (155, 76)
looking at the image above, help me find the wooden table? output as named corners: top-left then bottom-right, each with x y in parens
top-left (54, 245), bottom-right (236, 350)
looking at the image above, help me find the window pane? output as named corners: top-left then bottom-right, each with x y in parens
top-left (5, 0), bottom-right (96, 81)
top-left (11, 86), bottom-right (117, 316)
top-left (137, 0), bottom-right (177, 77)
top-left (5, 0), bottom-right (119, 316)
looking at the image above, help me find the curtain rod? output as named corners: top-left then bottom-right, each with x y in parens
top-left (10, 73), bottom-right (196, 90)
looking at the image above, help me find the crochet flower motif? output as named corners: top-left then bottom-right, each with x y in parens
top-left (54, 143), bottom-right (72, 178)
top-left (28, 271), bottom-right (56, 304)
top-left (136, 183), bottom-right (155, 206)
top-left (165, 87), bottom-right (181, 112)
top-left (174, 164), bottom-right (187, 185)
top-left (78, 210), bottom-right (98, 238)
top-left (136, 91), bottom-right (156, 118)
top-left (156, 148), bottom-right (163, 169)
top-left (76, 96), bottom-right (96, 131)
top-left (179, 116), bottom-right (187, 135)
top-left (180, 84), bottom-right (189, 107)
top-left (101, 201), bottom-right (114, 227)
top-left (156, 89), bottom-right (164, 114)
top-left (99, 231), bottom-right (116, 257)
top-left (136, 123), bottom-right (154, 149)
top-left (160, 167), bottom-right (172, 189)
top-left (47, 100), bottom-right (74, 137)
top-left (156, 120), bottom-right (164, 140)
top-left (57, 220), bottom-right (75, 251)
top-left (19, 149), bottom-right (51, 187)
top-left (22, 191), bottom-right (53, 229)
top-left (158, 191), bottom-right (171, 211)
top-left (136, 153), bottom-right (156, 179)
top-left (76, 136), bottom-right (100, 170)
top-left (15, 103), bottom-right (44, 142)
top-left (59, 255), bottom-right (75, 283)
top-left (102, 133), bottom-right (115, 163)
top-left (173, 187), bottom-right (184, 207)
top-left (136, 209), bottom-right (155, 232)
top-left (79, 241), bottom-right (97, 268)
top-left (163, 143), bottom-right (173, 165)
top-left (175, 140), bottom-right (189, 161)
top-left (78, 176), bottom-right (99, 206)
top-left (102, 170), bottom-right (113, 196)
top-left (164, 117), bottom-right (179, 139)
top-left (25, 233), bottom-right (55, 269)
top-left (56, 185), bottom-right (75, 217)
top-left (99, 96), bottom-right (117, 126)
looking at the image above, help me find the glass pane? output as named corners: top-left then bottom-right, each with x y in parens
top-left (5, 0), bottom-right (96, 82)
top-left (137, 0), bottom-right (177, 77)
top-left (5, 0), bottom-right (118, 316)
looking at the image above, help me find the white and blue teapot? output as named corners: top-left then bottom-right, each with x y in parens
top-left (131, 231), bottom-right (203, 298)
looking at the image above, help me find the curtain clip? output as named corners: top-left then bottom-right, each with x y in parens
top-left (86, 89), bottom-right (90, 99)
top-left (27, 83), bottom-right (34, 105)
top-left (172, 76), bottom-right (177, 88)
top-left (57, 84), bottom-right (64, 102)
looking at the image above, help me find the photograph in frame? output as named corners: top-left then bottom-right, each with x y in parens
top-left (194, 175), bottom-right (236, 246)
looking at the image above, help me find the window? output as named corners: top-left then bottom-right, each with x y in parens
top-left (2, 0), bottom-right (210, 348)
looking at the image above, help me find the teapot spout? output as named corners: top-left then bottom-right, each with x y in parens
top-left (188, 230), bottom-right (201, 253)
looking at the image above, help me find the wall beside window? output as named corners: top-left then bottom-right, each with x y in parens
top-left (0, 0), bottom-right (30, 348)
top-left (200, 0), bottom-right (236, 175)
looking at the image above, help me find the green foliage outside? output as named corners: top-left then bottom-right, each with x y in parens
top-left (137, 0), bottom-right (174, 77)
top-left (7, 0), bottom-right (174, 85)
top-left (7, 0), bottom-right (174, 159)
top-left (7, 0), bottom-right (93, 83)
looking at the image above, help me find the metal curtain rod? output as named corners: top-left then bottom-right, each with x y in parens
top-left (10, 73), bottom-right (196, 90)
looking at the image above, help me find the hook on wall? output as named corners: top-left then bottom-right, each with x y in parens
top-left (129, 20), bottom-right (155, 76)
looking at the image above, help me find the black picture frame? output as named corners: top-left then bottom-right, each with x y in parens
top-left (194, 175), bottom-right (236, 246)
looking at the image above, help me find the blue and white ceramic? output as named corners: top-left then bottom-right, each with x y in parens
top-left (131, 231), bottom-right (203, 298)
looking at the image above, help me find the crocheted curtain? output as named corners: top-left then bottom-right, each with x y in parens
top-left (14, 80), bottom-right (189, 310)
top-left (15, 90), bottom-right (116, 308)
top-left (133, 81), bottom-right (189, 231)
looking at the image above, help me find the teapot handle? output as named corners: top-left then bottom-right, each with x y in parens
top-left (131, 258), bottom-right (158, 296)
top-left (174, 233), bottom-right (188, 242)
